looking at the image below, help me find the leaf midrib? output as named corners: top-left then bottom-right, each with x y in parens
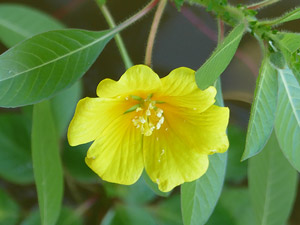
top-left (201, 23), bottom-right (244, 69)
top-left (279, 69), bottom-right (300, 126)
top-left (261, 150), bottom-right (273, 225)
top-left (244, 63), bottom-right (268, 157)
top-left (0, 29), bottom-right (112, 82)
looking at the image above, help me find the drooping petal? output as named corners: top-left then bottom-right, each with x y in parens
top-left (97, 65), bottom-right (161, 98)
top-left (156, 67), bottom-right (216, 112)
top-left (143, 125), bottom-right (209, 192)
top-left (194, 105), bottom-right (229, 154)
top-left (85, 113), bottom-right (144, 185)
top-left (68, 97), bottom-right (132, 146)
top-left (159, 103), bottom-right (229, 155)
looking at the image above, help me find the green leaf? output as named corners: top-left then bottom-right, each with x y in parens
top-left (32, 100), bottom-right (63, 225)
top-left (149, 195), bottom-right (183, 225)
top-left (242, 58), bottom-right (278, 160)
top-left (103, 176), bottom-right (156, 205)
top-left (51, 81), bottom-right (82, 137)
top-left (248, 132), bottom-right (298, 225)
top-left (142, 171), bottom-right (170, 197)
top-left (21, 207), bottom-right (83, 225)
top-left (180, 74), bottom-right (228, 225)
top-left (0, 188), bottom-right (20, 225)
top-left (63, 142), bottom-right (99, 183)
top-left (172, 0), bottom-right (184, 10)
top-left (0, 113), bottom-right (34, 184)
top-left (261, 7), bottom-right (300, 26)
top-left (101, 204), bottom-right (157, 225)
top-left (181, 152), bottom-right (227, 225)
top-left (226, 125), bottom-right (247, 183)
top-left (214, 78), bottom-right (224, 106)
top-left (276, 32), bottom-right (300, 54)
top-left (269, 51), bottom-right (285, 69)
top-left (207, 187), bottom-right (255, 225)
top-left (0, 4), bottom-right (64, 48)
top-left (275, 32), bottom-right (300, 86)
top-left (275, 68), bottom-right (300, 171)
top-left (195, 23), bottom-right (245, 89)
top-left (96, 0), bottom-right (107, 7)
top-left (0, 29), bottom-right (114, 107)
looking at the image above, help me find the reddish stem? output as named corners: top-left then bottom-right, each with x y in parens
top-left (52, 0), bottom-right (87, 19)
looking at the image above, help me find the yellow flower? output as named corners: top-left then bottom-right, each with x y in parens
top-left (68, 65), bottom-right (229, 192)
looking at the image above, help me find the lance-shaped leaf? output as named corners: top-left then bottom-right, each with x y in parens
top-left (0, 113), bottom-right (33, 184)
top-left (0, 4), bottom-right (64, 48)
top-left (260, 8), bottom-right (300, 26)
top-left (180, 77), bottom-right (227, 225)
top-left (248, 132), bottom-right (298, 225)
top-left (32, 100), bottom-right (63, 225)
top-left (181, 153), bottom-right (227, 225)
top-left (0, 188), bottom-right (20, 225)
top-left (274, 32), bottom-right (300, 86)
top-left (195, 23), bottom-right (245, 89)
top-left (275, 68), bottom-right (300, 171)
top-left (242, 58), bottom-right (278, 160)
top-left (0, 29), bottom-right (114, 107)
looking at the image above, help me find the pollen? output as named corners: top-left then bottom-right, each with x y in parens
top-left (129, 95), bottom-right (165, 136)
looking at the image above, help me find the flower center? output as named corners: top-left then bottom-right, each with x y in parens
top-left (126, 95), bottom-right (164, 136)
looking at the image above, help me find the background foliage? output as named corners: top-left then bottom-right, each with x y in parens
top-left (0, 0), bottom-right (299, 225)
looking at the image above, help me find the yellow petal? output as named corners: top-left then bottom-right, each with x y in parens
top-left (97, 65), bottom-right (161, 98)
top-left (157, 67), bottom-right (216, 112)
top-left (85, 112), bottom-right (143, 185)
top-left (159, 104), bottom-right (229, 154)
top-left (195, 105), bottom-right (229, 154)
top-left (68, 97), bottom-right (131, 146)
top-left (143, 126), bottom-right (209, 192)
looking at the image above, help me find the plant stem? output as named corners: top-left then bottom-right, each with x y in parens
top-left (247, 0), bottom-right (281, 10)
top-left (112, 0), bottom-right (160, 36)
top-left (145, 0), bottom-right (167, 66)
top-left (217, 18), bottom-right (224, 44)
top-left (99, 5), bottom-right (133, 69)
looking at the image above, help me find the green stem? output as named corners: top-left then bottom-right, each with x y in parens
top-left (259, 7), bottom-right (300, 26)
top-left (145, 0), bottom-right (167, 66)
top-left (99, 5), bottom-right (133, 69)
top-left (247, 0), bottom-right (281, 10)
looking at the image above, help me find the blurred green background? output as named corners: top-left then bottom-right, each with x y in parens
top-left (0, 0), bottom-right (299, 224)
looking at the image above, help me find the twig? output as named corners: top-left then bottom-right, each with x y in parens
top-left (145, 0), bottom-right (168, 66)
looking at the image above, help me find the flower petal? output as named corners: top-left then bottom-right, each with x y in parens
top-left (194, 105), bottom-right (229, 154)
top-left (68, 97), bottom-right (132, 146)
top-left (143, 128), bottom-right (209, 192)
top-left (85, 112), bottom-right (144, 185)
top-left (97, 65), bottom-right (161, 98)
top-left (157, 67), bottom-right (216, 112)
top-left (159, 104), bottom-right (229, 155)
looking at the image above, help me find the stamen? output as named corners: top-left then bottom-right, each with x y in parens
top-left (146, 109), bottom-right (151, 116)
top-left (156, 123), bottom-right (161, 130)
top-left (140, 117), bottom-right (146, 124)
top-left (128, 95), bottom-right (165, 136)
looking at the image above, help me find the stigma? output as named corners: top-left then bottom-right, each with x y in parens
top-left (128, 95), bottom-right (165, 136)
